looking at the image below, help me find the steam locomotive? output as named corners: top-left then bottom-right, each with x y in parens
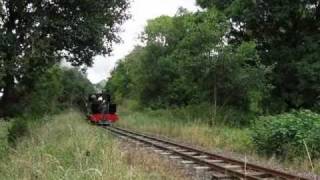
top-left (87, 93), bottom-right (118, 126)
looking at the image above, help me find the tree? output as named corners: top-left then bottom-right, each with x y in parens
top-left (59, 68), bottom-right (95, 110)
top-left (24, 66), bottom-right (64, 116)
top-left (23, 66), bottom-right (95, 116)
top-left (106, 46), bottom-right (146, 102)
top-left (107, 9), bottom-right (270, 118)
top-left (0, 0), bottom-right (129, 116)
top-left (196, 0), bottom-right (233, 10)
top-left (197, 0), bottom-right (320, 110)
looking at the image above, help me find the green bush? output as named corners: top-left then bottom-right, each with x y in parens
top-left (7, 119), bottom-right (29, 147)
top-left (22, 66), bottom-right (94, 117)
top-left (251, 110), bottom-right (320, 159)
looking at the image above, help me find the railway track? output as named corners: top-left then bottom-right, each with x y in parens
top-left (106, 126), bottom-right (310, 180)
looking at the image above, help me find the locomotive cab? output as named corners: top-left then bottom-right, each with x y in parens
top-left (88, 93), bottom-right (119, 126)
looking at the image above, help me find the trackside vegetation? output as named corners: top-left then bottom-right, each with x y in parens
top-left (0, 0), bottom-right (133, 177)
top-left (117, 103), bottom-right (320, 174)
top-left (252, 110), bottom-right (320, 159)
top-left (106, 0), bottom-right (320, 174)
top-left (0, 0), bottom-right (129, 158)
top-left (3, 66), bottom-right (95, 147)
top-left (0, 111), bottom-right (188, 179)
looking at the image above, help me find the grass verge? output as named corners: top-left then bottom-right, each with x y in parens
top-left (117, 106), bottom-right (319, 176)
top-left (0, 110), bottom-right (188, 180)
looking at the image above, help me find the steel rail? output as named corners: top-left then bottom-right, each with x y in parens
top-left (106, 126), bottom-right (310, 180)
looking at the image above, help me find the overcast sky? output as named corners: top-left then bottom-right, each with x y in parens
top-left (87, 0), bottom-right (199, 84)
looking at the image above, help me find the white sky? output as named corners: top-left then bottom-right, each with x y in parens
top-left (87, 0), bottom-right (199, 84)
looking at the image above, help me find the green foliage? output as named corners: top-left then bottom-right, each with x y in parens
top-left (23, 66), bottom-right (94, 117)
top-left (5, 65), bottom-right (95, 145)
top-left (25, 66), bottom-right (63, 116)
top-left (205, 42), bottom-right (270, 112)
top-left (198, 0), bottom-right (320, 110)
top-left (60, 68), bottom-right (95, 111)
top-left (0, 0), bottom-right (129, 115)
top-left (7, 118), bottom-right (29, 147)
top-left (107, 10), bottom-right (271, 122)
top-left (251, 110), bottom-right (320, 159)
top-left (196, 0), bottom-right (233, 9)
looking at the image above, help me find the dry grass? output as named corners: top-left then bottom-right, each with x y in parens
top-left (117, 108), bottom-right (320, 177)
top-left (118, 109), bottom-right (252, 153)
top-left (120, 141), bottom-right (189, 180)
top-left (0, 110), bottom-right (188, 180)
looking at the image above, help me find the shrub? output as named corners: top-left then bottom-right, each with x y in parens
top-left (7, 119), bottom-right (29, 147)
top-left (251, 110), bottom-right (320, 159)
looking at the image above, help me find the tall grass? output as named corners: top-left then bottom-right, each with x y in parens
top-left (0, 110), bottom-right (187, 180)
top-left (0, 120), bottom-right (11, 158)
top-left (118, 104), bottom-right (253, 153)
